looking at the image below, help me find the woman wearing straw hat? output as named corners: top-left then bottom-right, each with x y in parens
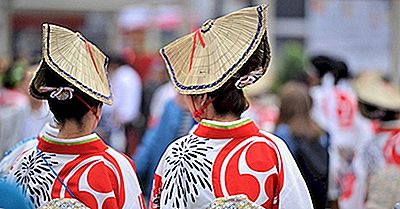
top-left (353, 72), bottom-right (400, 209)
top-left (4, 24), bottom-right (145, 209)
top-left (149, 5), bottom-right (313, 209)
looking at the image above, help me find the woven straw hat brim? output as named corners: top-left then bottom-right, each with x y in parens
top-left (161, 5), bottom-right (268, 95)
top-left (30, 23), bottom-right (113, 105)
top-left (354, 72), bottom-right (400, 111)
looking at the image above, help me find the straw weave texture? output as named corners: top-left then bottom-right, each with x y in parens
top-left (354, 72), bottom-right (400, 111)
top-left (32, 23), bottom-right (113, 105)
top-left (161, 5), bottom-right (268, 95)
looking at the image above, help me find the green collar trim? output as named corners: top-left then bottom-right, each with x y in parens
top-left (200, 118), bottom-right (252, 129)
top-left (41, 134), bottom-right (99, 146)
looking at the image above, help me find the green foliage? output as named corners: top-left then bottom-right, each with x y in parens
top-left (2, 60), bottom-right (27, 88)
top-left (272, 41), bottom-right (308, 93)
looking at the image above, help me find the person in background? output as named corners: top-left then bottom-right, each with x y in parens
top-left (0, 57), bottom-right (9, 82)
top-left (0, 62), bottom-right (30, 158)
top-left (146, 82), bottom-right (176, 129)
top-left (0, 180), bottom-right (33, 209)
top-left (133, 94), bottom-right (195, 202)
top-left (353, 72), bottom-right (400, 209)
top-left (309, 56), bottom-right (373, 209)
top-left (243, 82), bottom-right (279, 132)
top-left (150, 5), bottom-right (313, 209)
top-left (4, 23), bottom-right (144, 208)
top-left (97, 54), bottom-right (142, 153)
top-left (19, 64), bottom-right (53, 139)
top-left (275, 81), bottom-right (329, 209)
top-left (140, 57), bottom-right (171, 126)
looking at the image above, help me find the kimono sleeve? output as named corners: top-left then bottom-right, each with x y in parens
top-left (0, 137), bottom-right (38, 176)
top-left (148, 147), bottom-right (169, 209)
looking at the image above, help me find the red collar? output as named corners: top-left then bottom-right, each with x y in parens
top-left (194, 118), bottom-right (260, 139)
top-left (376, 128), bottom-right (400, 134)
top-left (37, 135), bottom-right (108, 155)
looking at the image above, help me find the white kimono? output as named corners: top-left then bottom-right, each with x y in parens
top-left (149, 118), bottom-right (313, 209)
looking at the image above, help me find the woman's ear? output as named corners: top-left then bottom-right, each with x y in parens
top-left (200, 94), bottom-right (208, 105)
top-left (94, 103), bottom-right (103, 118)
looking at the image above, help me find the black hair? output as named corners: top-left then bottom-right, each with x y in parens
top-left (310, 55), bottom-right (336, 79)
top-left (333, 60), bottom-right (351, 84)
top-left (207, 81), bottom-right (249, 117)
top-left (358, 100), bottom-right (399, 121)
top-left (33, 62), bottom-right (102, 125)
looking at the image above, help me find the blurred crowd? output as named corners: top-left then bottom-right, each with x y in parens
top-left (0, 33), bottom-right (399, 209)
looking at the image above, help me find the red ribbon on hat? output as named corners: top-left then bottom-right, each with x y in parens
top-left (188, 29), bottom-right (206, 73)
top-left (84, 40), bottom-right (102, 78)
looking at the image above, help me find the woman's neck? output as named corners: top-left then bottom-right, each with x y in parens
top-left (57, 120), bottom-right (93, 139)
top-left (207, 114), bottom-right (240, 122)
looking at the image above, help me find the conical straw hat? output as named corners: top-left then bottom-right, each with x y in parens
top-left (161, 5), bottom-right (269, 95)
top-left (30, 23), bottom-right (113, 105)
top-left (354, 71), bottom-right (400, 111)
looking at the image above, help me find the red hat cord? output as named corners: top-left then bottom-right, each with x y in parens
top-left (188, 29), bottom-right (206, 73)
top-left (191, 95), bottom-right (215, 120)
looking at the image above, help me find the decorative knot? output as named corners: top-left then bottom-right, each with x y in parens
top-left (39, 86), bottom-right (75, 100)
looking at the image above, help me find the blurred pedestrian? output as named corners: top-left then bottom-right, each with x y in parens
top-left (353, 72), bottom-right (400, 209)
top-left (0, 62), bottom-right (30, 158)
top-left (18, 64), bottom-right (53, 139)
top-left (98, 54), bottom-right (142, 153)
top-left (275, 81), bottom-right (329, 209)
top-left (149, 5), bottom-right (313, 209)
top-left (146, 82), bottom-right (176, 129)
top-left (243, 85), bottom-right (279, 132)
top-left (4, 24), bottom-right (144, 208)
top-left (309, 56), bottom-right (373, 209)
top-left (141, 57), bottom-right (171, 125)
top-left (0, 180), bottom-right (33, 209)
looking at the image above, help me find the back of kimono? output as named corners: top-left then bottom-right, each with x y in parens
top-left (4, 133), bottom-right (145, 209)
top-left (149, 120), bottom-right (313, 209)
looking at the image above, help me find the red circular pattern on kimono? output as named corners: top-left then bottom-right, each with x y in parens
top-left (212, 136), bottom-right (284, 208)
top-left (335, 90), bottom-right (355, 128)
top-left (51, 154), bottom-right (123, 209)
top-left (384, 132), bottom-right (400, 166)
top-left (246, 142), bottom-right (276, 172)
top-left (103, 198), bottom-right (117, 208)
top-left (87, 162), bottom-right (115, 193)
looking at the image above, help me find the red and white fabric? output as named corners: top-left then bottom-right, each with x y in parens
top-left (348, 120), bottom-right (400, 209)
top-left (149, 118), bottom-right (313, 209)
top-left (3, 124), bottom-right (145, 209)
top-left (310, 79), bottom-right (373, 209)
